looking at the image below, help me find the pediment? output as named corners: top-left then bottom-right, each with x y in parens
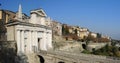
top-left (31, 9), bottom-right (47, 17)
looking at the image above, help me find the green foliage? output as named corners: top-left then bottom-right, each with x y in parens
top-left (119, 47), bottom-right (120, 51)
top-left (92, 44), bottom-right (120, 57)
top-left (111, 42), bottom-right (116, 46)
top-left (82, 44), bottom-right (120, 57)
top-left (81, 50), bottom-right (91, 54)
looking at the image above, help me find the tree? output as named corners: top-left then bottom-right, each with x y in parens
top-left (74, 29), bottom-right (77, 35)
top-left (112, 46), bottom-right (119, 56)
top-left (97, 33), bottom-right (101, 38)
top-left (62, 25), bottom-right (69, 35)
top-left (0, 41), bottom-right (17, 63)
top-left (111, 42), bottom-right (116, 46)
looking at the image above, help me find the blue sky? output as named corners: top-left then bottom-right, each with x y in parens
top-left (0, 0), bottom-right (120, 40)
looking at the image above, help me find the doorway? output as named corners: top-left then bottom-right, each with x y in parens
top-left (38, 38), bottom-right (41, 51)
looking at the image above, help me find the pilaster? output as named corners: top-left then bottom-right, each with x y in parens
top-left (40, 31), bottom-right (47, 51)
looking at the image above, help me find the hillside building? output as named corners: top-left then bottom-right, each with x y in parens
top-left (0, 9), bottom-right (16, 40)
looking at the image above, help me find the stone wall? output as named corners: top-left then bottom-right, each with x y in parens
top-left (38, 50), bottom-right (120, 63)
top-left (0, 41), bottom-right (17, 63)
top-left (87, 42), bottom-right (109, 51)
top-left (6, 26), bottom-right (15, 41)
top-left (52, 41), bottom-right (84, 53)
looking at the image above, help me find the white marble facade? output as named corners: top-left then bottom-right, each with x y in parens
top-left (16, 25), bottom-right (52, 53)
top-left (6, 5), bottom-right (52, 54)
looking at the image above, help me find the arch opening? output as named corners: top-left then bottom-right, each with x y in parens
top-left (58, 61), bottom-right (65, 63)
top-left (82, 44), bottom-right (86, 49)
top-left (38, 55), bottom-right (45, 63)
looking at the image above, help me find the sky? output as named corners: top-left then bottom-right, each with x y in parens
top-left (0, 0), bottom-right (120, 40)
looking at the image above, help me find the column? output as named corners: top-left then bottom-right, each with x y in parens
top-left (44, 32), bottom-right (47, 50)
top-left (31, 31), bottom-right (37, 52)
top-left (28, 31), bottom-right (32, 52)
top-left (47, 32), bottom-right (52, 49)
top-left (46, 32), bottom-right (49, 49)
top-left (17, 30), bottom-right (20, 54)
top-left (40, 31), bottom-right (47, 51)
top-left (50, 31), bottom-right (53, 48)
top-left (34, 31), bottom-right (38, 52)
top-left (21, 30), bottom-right (24, 53)
top-left (31, 31), bottom-right (33, 52)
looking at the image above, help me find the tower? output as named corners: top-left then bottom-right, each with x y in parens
top-left (15, 4), bottom-right (22, 21)
top-left (18, 4), bottom-right (22, 20)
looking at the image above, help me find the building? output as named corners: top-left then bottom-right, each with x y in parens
top-left (52, 21), bottom-right (62, 36)
top-left (6, 4), bottom-right (52, 54)
top-left (0, 5), bottom-right (30, 41)
top-left (0, 9), bottom-right (16, 23)
top-left (79, 28), bottom-right (89, 39)
top-left (90, 32), bottom-right (97, 38)
top-left (102, 35), bottom-right (111, 40)
top-left (45, 17), bottom-right (52, 27)
top-left (0, 9), bottom-right (16, 41)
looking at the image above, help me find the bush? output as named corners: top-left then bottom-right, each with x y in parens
top-left (15, 53), bottom-right (28, 63)
top-left (81, 50), bottom-right (91, 54)
top-left (91, 44), bottom-right (120, 57)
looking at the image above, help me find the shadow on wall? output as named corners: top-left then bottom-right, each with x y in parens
top-left (38, 55), bottom-right (45, 63)
top-left (58, 61), bottom-right (65, 63)
top-left (0, 21), bottom-right (7, 41)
